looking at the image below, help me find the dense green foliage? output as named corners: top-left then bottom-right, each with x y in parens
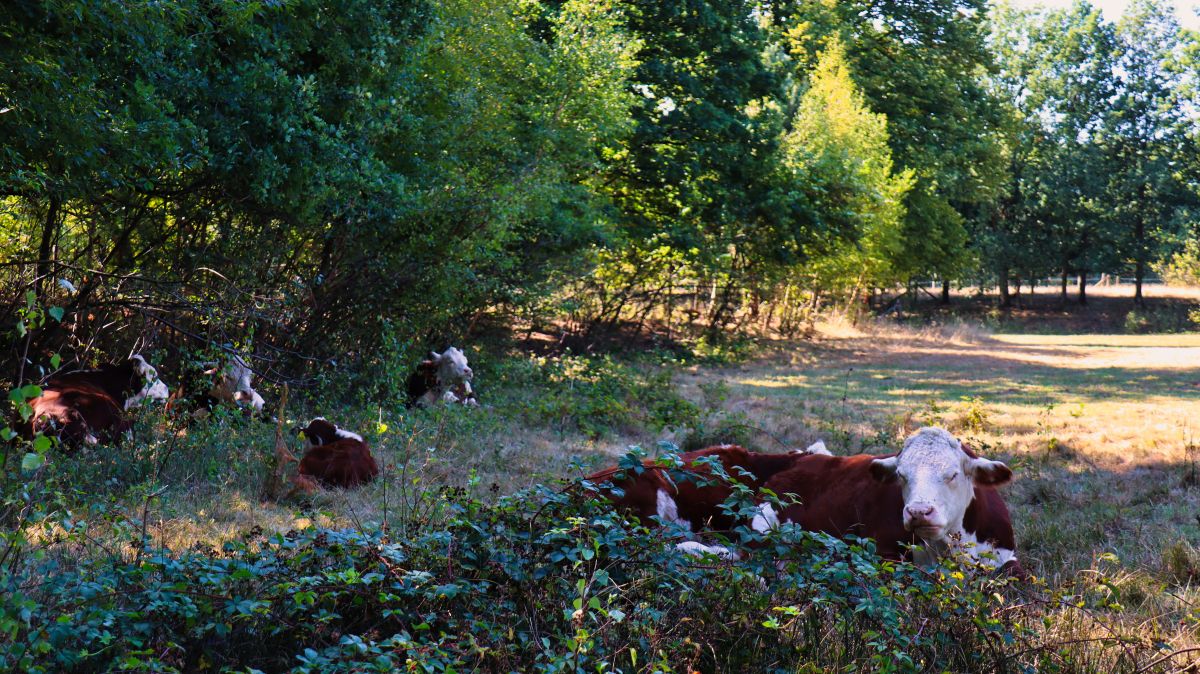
top-left (4, 2), bottom-right (1200, 669)
top-left (988, 0), bottom-right (1200, 305)
top-left (2, 448), bottom-right (1160, 673)
top-left (4, 0), bottom-right (1197, 370)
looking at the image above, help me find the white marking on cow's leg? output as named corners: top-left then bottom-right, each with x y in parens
top-left (84, 434), bottom-right (99, 445)
top-left (676, 541), bottom-right (741, 560)
top-left (656, 489), bottom-right (691, 531)
top-left (751, 503), bottom-right (779, 533)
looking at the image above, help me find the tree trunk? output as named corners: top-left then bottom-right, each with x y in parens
top-left (1060, 268), bottom-right (1069, 304)
top-left (1078, 272), bottom-right (1087, 305)
top-left (998, 267), bottom-right (1012, 308)
top-left (1135, 242), bottom-right (1146, 307)
top-left (1134, 187), bottom-right (1147, 308)
top-left (940, 280), bottom-right (950, 305)
top-left (35, 195), bottom-right (62, 300)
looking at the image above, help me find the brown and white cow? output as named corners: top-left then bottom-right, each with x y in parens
top-left (28, 354), bottom-right (169, 447)
top-left (295, 417), bottom-right (379, 488)
top-left (203, 355), bottom-right (265, 413)
top-left (757, 427), bottom-right (1022, 574)
top-left (406, 347), bottom-right (478, 408)
top-left (586, 442), bottom-right (828, 558)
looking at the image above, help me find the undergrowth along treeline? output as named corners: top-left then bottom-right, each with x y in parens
top-left (1, 447), bottom-right (1174, 673)
top-left (5, 0), bottom-right (1199, 384)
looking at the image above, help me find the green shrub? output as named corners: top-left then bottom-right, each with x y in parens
top-left (490, 354), bottom-right (700, 438)
top-left (0, 445), bottom-right (1163, 673)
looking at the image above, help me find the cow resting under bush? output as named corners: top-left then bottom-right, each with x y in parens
top-left (26, 354), bottom-right (169, 447)
top-left (406, 346), bottom-right (478, 407)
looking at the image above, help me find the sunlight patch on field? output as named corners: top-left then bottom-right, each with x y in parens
top-left (994, 333), bottom-right (1200, 347)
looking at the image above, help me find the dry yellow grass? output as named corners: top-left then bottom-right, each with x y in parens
top-left (39, 312), bottom-right (1200, 663)
top-left (666, 319), bottom-right (1200, 655)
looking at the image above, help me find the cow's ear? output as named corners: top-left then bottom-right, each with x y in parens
top-left (869, 456), bottom-right (899, 483)
top-left (967, 457), bottom-right (1012, 486)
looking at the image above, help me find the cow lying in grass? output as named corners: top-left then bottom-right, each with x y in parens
top-left (295, 418), bottom-right (379, 488)
top-left (755, 427), bottom-right (1023, 574)
top-left (586, 441), bottom-right (830, 559)
top-left (406, 347), bottom-right (478, 407)
top-left (202, 355), bottom-right (266, 413)
top-left (26, 354), bottom-right (169, 447)
top-left (588, 428), bottom-right (1023, 575)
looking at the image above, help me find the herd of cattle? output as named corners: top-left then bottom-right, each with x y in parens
top-left (16, 348), bottom-right (476, 488)
top-left (15, 348), bottom-right (1022, 574)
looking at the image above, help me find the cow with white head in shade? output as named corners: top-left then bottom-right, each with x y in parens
top-left (406, 346), bottom-right (478, 408)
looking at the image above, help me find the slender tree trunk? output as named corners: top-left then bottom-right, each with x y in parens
top-left (1061, 268), bottom-right (1069, 304)
top-left (36, 195), bottom-right (62, 300)
top-left (1134, 186), bottom-right (1147, 308)
top-left (998, 267), bottom-right (1012, 308)
top-left (1078, 272), bottom-right (1087, 305)
top-left (1135, 213), bottom-right (1146, 307)
top-left (940, 280), bottom-right (951, 305)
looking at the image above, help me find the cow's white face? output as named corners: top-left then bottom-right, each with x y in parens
top-left (870, 427), bottom-right (1012, 544)
top-left (233, 388), bottom-right (265, 411)
top-left (126, 354), bottom-right (170, 409)
top-left (207, 355), bottom-right (264, 411)
top-left (432, 347), bottom-right (472, 385)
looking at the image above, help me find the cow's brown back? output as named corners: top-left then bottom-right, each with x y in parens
top-left (588, 446), bottom-right (800, 533)
top-left (28, 382), bottom-right (129, 447)
top-left (298, 438), bottom-right (380, 488)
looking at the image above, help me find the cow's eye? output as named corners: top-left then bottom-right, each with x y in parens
top-left (944, 473), bottom-right (957, 483)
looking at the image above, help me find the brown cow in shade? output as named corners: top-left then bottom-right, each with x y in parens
top-left (295, 418), bottom-right (379, 488)
top-left (405, 347), bottom-right (478, 408)
top-left (27, 355), bottom-right (169, 447)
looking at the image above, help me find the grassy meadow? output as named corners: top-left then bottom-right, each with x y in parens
top-left (14, 286), bottom-right (1200, 671)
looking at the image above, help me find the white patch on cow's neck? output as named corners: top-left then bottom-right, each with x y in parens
top-left (125, 378), bottom-right (169, 410)
top-left (334, 427), bottom-right (363, 442)
top-left (125, 355), bottom-right (168, 409)
top-left (655, 489), bottom-right (691, 531)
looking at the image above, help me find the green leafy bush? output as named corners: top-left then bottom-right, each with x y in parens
top-left (490, 354), bottom-right (700, 438)
top-left (1, 445), bottom-right (1156, 673)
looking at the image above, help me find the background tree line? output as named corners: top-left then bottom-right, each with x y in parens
top-left (2, 0), bottom-right (1198, 384)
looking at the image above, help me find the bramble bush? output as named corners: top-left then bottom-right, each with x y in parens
top-left (1, 443), bottom-right (1153, 673)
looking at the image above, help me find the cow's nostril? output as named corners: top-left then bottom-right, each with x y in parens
top-left (906, 504), bottom-right (935, 519)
